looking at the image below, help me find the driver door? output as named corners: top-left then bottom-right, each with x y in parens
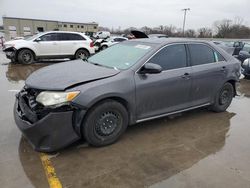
top-left (33, 33), bottom-right (60, 56)
top-left (135, 44), bottom-right (193, 120)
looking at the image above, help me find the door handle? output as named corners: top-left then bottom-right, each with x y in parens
top-left (220, 66), bottom-right (226, 72)
top-left (181, 73), bottom-right (191, 79)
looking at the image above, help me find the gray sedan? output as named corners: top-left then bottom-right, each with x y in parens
top-left (14, 38), bottom-right (241, 152)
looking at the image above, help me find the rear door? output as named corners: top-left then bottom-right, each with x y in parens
top-left (187, 43), bottom-right (228, 106)
top-left (58, 33), bottom-right (86, 55)
top-left (135, 44), bottom-right (193, 120)
top-left (33, 33), bottom-right (60, 56)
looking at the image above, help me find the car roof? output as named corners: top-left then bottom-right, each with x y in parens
top-left (42, 31), bottom-right (86, 35)
top-left (128, 38), bottom-right (212, 45)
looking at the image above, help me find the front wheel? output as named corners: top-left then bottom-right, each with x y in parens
top-left (17, 49), bottom-right (34, 64)
top-left (210, 83), bottom-right (234, 112)
top-left (82, 100), bottom-right (128, 147)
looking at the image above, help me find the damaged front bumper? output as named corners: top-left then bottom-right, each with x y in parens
top-left (14, 90), bottom-right (84, 152)
top-left (3, 47), bottom-right (17, 60)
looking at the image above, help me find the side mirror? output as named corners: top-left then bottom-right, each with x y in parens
top-left (34, 38), bottom-right (41, 42)
top-left (140, 63), bottom-right (162, 74)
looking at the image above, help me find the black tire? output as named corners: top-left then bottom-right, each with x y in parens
top-left (82, 100), bottom-right (128, 147)
top-left (10, 58), bottom-right (17, 63)
top-left (210, 82), bottom-right (234, 112)
top-left (101, 45), bottom-right (108, 50)
top-left (244, 74), bottom-right (250, 79)
top-left (75, 49), bottom-right (89, 60)
top-left (17, 49), bottom-right (34, 64)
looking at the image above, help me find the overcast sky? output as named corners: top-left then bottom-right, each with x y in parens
top-left (0, 0), bottom-right (250, 30)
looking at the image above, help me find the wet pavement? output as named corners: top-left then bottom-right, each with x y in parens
top-left (0, 51), bottom-right (250, 188)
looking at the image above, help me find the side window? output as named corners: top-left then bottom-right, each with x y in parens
top-left (40, 33), bottom-right (58, 41)
top-left (188, 44), bottom-right (215, 66)
top-left (71, 34), bottom-right (85, 40)
top-left (214, 51), bottom-right (225, 62)
top-left (149, 44), bottom-right (187, 71)
top-left (60, 33), bottom-right (85, 41)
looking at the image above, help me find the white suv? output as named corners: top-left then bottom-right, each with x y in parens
top-left (3, 31), bottom-right (95, 64)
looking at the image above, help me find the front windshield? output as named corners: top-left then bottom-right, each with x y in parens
top-left (24, 33), bottom-right (44, 41)
top-left (88, 43), bottom-right (153, 70)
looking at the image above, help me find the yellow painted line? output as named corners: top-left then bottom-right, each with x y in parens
top-left (40, 153), bottom-right (62, 188)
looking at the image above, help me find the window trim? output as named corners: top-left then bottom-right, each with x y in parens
top-left (136, 43), bottom-right (189, 73)
top-left (38, 33), bottom-right (58, 42)
top-left (136, 42), bottom-right (226, 74)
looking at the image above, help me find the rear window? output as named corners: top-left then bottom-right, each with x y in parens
top-left (243, 44), bottom-right (250, 52)
top-left (189, 44), bottom-right (216, 66)
top-left (60, 33), bottom-right (85, 41)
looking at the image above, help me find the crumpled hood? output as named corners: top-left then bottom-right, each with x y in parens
top-left (25, 60), bottom-right (120, 91)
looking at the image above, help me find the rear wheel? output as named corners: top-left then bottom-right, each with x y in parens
top-left (17, 49), bottom-right (34, 64)
top-left (82, 100), bottom-right (128, 146)
top-left (210, 82), bottom-right (234, 112)
top-left (75, 49), bottom-right (89, 60)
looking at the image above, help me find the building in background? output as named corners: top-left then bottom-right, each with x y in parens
top-left (2, 16), bottom-right (98, 40)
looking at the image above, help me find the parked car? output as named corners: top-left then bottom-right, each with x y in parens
top-left (213, 41), bottom-right (244, 56)
top-left (3, 31), bottom-right (95, 64)
top-left (242, 58), bottom-right (250, 77)
top-left (93, 31), bottom-right (111, 39)
top-left (237, 43), bottom-right (250, 63)
top-left (14, 38), bottom-right (241, 152)
top-left (94, 36), bottom-right (128, 51)
top-left (130, 30), bottom-right (149, 38)
top-left (148, 34), bottom-right (168, 38)
top-left (213, 41), bottom-right (236, 55)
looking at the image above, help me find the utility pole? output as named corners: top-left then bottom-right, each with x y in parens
top-left (182, 8), bottom-right (190, 37)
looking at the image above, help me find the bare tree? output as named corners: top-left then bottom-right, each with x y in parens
top-left (198, 27), bottom-right (212, 38)
top-left (185, 29), bottom-right (196, 38)
top-left (234, 16), bottom-right (244, 26)
top-left (213, 19), bottom-right (232, 38)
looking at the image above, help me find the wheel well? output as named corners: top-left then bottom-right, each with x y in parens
top-left (87, 97), bottom-right (130, 122)
top-left (16, 48), bottom-right (36, 60)
top-left (77, 97), bottom-right (130, 138)
top-left (102, 45), bottom-right (108, 48)
top-left (75, 48), bottom-right (90, 56)
top-left (226, 80), bottom-right (237, 96)
top-left (90, 97), bottom-right (130, 114)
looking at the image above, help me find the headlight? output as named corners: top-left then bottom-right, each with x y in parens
top-left (36, 91), bottom-right (80, 106)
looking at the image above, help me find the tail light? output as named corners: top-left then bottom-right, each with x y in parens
top-left (90, 41), bottom-right (94, 48)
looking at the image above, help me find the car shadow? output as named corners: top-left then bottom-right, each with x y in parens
top-left (18, 108), bottom-right (235, 187)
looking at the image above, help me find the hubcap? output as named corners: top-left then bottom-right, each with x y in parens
top-left (77, 52), bottom-right (86, 59)
top-left (219, 90), bottom-right (230, 105)
top-left (23, 53), bottom-right (31, 62)
top-left (95, 111), bottom-right (120, 137)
